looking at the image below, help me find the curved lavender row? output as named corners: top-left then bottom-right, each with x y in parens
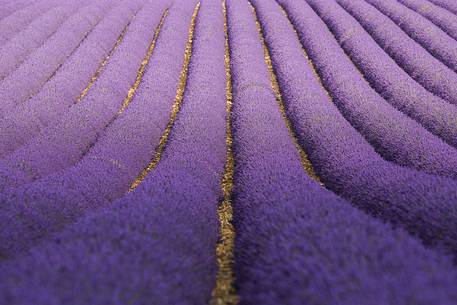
top-left (0, 0), bottom-right (52, 42)
top-left (0, 4), bottom-right (81, 80)
top-left (0, 0), bottom-right (144, 158)
top-left (398, 0), bottom-right (457, 41)
top-left (0, 0), bottom-right (35, 21)
top-left (262, 0), bottom-right (457, 181)
top-left (0, 2), bottom-right (227, 303)
top-left (307, 1), bottom-right (457, 150)
top-left (0, 0), bottom-right (112, 118)
top-left (0, 0), bottom-right (62, 45)
top-left (0, 0), bottom-right (198, 258)
top-left (365, 0), bottom-right (457, 73)
top-left (276, 0), bottom-right (457, 257)
top-left (77, 0), bottom-right (193, 192)
top-left (428, 0), bottom-right (457, 15)
top-left (335, 0), bottom-right (457, 106)
top-left (227, 1), bottom-right (457, 303)
top-left (0, 0), bottom-right (167, 192)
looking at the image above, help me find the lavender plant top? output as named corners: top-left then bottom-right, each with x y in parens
top-left (1, 0), bottom-right (457, 304)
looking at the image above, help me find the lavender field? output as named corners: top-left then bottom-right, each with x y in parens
top-left (1, 0), bottom-right (457, 304)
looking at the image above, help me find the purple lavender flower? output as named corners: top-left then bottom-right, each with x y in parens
top-left (0, 0), bottom-right (68, 45)
top-left (0, 0), bottom-right (457, 304)
top-left (0, 0), bottom-right (144, 158)
top-left (0, 0), bottom-right (37, 21)
top-left (0, 4), bottom-right (80, 80)
top-left (226, 0), bottom-right (457, 303)
top-left (335, 0), bottom-right (457, 105)
top-left (365, 0), bottom-right (457, 73)
top-left (428, 0), bottom-right (457, 14)
top-left (0, 0), bottom-right (167, 191)
top-left (0, 1), bottom-right (226, 304)
top-left (0, 0), bottom-right (112, 117)
top-left (398, 0), bottom-right (457, 41)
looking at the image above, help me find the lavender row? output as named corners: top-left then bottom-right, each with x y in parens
top-left (268, 0), bottom-right (457, 181)
top-left (81, 0), bottom-right (191, 193)
top-left (0, 0), bottom-right (199, 258)
top-left (0, 0), bottom-right (35, 21)
top-left (0, 0), bottom-right (168, 193)
top-left (335, 0), bottom-right (457, 106)
top-left (226, 0), bottom-right (457, 303)
top-left (398, 0), bottom-right (457, 41)
top-left (0, 0), bottom-right (62, 45)
top-left (0, 3), bottom-right (81, 80)
top-left (365, 0), bottom-right (457, 73)
top-left (428, 0), bottom-right (457, 14)
top-left (0, 1), bottom-right (226, 303)
top-left (0, 0), bottom-right (112, 118)
top-left (276, 0), bottom-right (457, 257)
top-left (306, 1), bottom-right (457, 152)
top-left (0, 0), bottom-right (144, 158)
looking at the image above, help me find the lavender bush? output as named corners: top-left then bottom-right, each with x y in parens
top-left (336, 0), bottom-right (457, 105)
top-left (272, 0), bottom-right (457, 182)
top-left (0, 1), bottom-right (227, 303)
top-left (306, 0), bottom-right (457, 151)
top-left (0, 0), bottom-right (143, 157)
top-left (0, 0), bottom-right (202, 258)
top-left (365, 0), bottom-right (457, 73)
top-left (226, 0), bottom-right (457, 303)
top-left (0, 0), bottom-right (112, 117)
top-left (0, 3), bottom-right (81, 80)
top-left (0, 0), bottom-right (456, 304)
top-left (0, 0), bottom-right (167, 191)
top-left (428, 0), bottom-right (457, 14)
top-left (398, 0), bottom-right (457, 41)
top-left (277, 0), bottom-right (457, 256)
top-left (0, 0), bottom-right (36, 21)
top-left (0, 0), bottom-right (64, 45)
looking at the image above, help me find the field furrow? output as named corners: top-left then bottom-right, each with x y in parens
top-left (0, 0), bottom-right (112, 118)
top-left (0, 0), bottom-right (456, 304)
top-left (0, 0), bottom-right (66, 45)
top-left (365, 0), bottom-right (457, 72)
top-left (337, 0), bottom-right (457, 106)
top-left (428, 0), bottom-right (457, 15)
top-left (0, 3), bottom-right (83, 80)
top-left (278, 0), bottom-right (457, 258)
top-left (0, 0), bottom-right (37, 21)
top-left (0, 0), bottom-right (144, 158)
top-left (307, 0), bottom-right (457, 157)
top-left (398, 0), bottom-right (457, 42)
top-left (278, 0), bottom-right (457, 181)
top-left (224, 1), bottom-right (457, 304)
top-left (0, 0), bottom-right (167, 191)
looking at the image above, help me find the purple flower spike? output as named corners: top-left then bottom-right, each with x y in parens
top-left (0, 0), bottom-right (144, 158)
top-left (0, 1), bottom-right (228, 304)
top-left (0, 0), bottom-right (37, 21)
top-left (0, 0), bottom-right (167, 191)
top-left (1, 0), bottom-right (457, 303)
top-left (0, 0), bottom-right (113, 117)
top-left (0, 0), bottom-right (68, 45)
top-left (396, 0), bottom-right (457, 43)
top-left (335, 0), bottom-right (457, 106)
top-left (276, 0), bottom-right (457, 256)
top-left (0, 3), bottom-right (82, 80)
top-left (428, 0), bottom-right (457, 15)
top-left (364, 0), bottom-right (457, 73)
top-left (224, 0), bottom-right (457, 304)
top-left (304, 0), bottom-right (457, 164)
